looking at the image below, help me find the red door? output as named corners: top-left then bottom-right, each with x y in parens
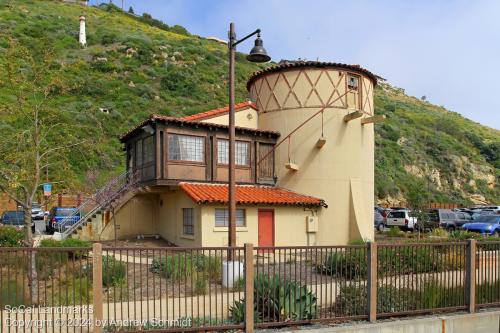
top-left (258, 209), bottom-right (274, 248)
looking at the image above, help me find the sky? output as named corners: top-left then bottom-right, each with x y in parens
top-left (93, 0), bottom-right (500, 129)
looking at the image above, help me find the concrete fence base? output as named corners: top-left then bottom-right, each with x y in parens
top-left (273, 310), bottom-right (500, 333)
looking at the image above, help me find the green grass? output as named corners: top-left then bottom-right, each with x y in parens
top-left (0, 0), bottom-right (498, 203)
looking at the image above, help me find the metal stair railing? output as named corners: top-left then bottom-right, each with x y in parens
top-left (58, 170), bottom-right (139, 238)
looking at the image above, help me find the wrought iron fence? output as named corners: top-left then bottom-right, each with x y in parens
top-left (476, 241), bottom-right (500, 308)
top-left (0, 246), bottom-right (93, 333)
top-left (99, 246), bottom-right (245, 332)
top-left (1, 240), bottom-right (499, 332)
top-left (376, 242), bottom-right (468, 317)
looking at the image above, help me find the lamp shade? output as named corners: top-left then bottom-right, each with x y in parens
top-left (247, 35), bottom-right (270, 63)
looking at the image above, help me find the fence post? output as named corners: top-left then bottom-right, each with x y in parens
top-left (244, 243), bottom-right (254, 333)
top-left (367, 242), bottom-right (377, 322)
top-left (466, 239), bottom-right (477, 313)
top-left (92, 243), bottom-right (104, 333)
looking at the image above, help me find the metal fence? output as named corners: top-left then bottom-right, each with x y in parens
top-left (0, 247), bottom-right (93, 333)
top-left (1, 240), bottom-right (499, 332)
top-left (476, 241), bottom-right (500, 308)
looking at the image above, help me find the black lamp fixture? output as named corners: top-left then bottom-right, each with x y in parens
top-left (247, 33), bottom-right (271, 63)
top-left (227, 23), bottom-right (271, 257)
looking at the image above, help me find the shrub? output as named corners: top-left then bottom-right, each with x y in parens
top-left (429, 228), bottom-right (449, 238)
top-left (150, 254), bottom-right (221, 281)
top-left (232, 277), bottom-right (245, 292)
top-left (0, 226), bottom-right (24, 247)
top-left (194, 275), bottom-right (208, 295)
top-left (192, 254), bottom-right (221, 280)
top-left (230, 274), bottom-right (317, 323)
top-left (102, 255), bottom-right (126, 288)
top-left (387, 226), bottom-right (404, 237)
top-left (39, 238), bottom-right (90, 259)
top-left (317, 249), bottom-right (367, 279)
top-left (0, 280), bottom-right (26, 307)
top-left (150, 254), bottom-right (193, 281)
top-left (337, 279), bottom-right (465, 315)
top-left (378, 246), bottom-right (445, 274)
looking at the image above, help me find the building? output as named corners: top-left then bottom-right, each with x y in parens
top-left (79, 61), bottom-right (378, 246)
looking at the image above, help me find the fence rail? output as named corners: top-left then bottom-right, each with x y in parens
top-left (1, 240), bottom-right (499, 332)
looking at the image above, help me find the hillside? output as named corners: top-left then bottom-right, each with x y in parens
top-left (0, 0), bottom-right (498, 205)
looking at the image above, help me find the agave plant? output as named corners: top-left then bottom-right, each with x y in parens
top-left (230, 274), bottom-right (317, 323)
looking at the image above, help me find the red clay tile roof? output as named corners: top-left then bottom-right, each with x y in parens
top-left (120, 114), bottom-right (279, 142)
top-left (247, 61), bottom-right (378, 91)
top-left (180, 101), bottom-right (257, 122)
top-left (180, 182), bottom-right (326, 207)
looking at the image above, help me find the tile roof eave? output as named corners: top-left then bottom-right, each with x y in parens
top-left (246, 61), bottom-right (378, 91)
top-left (179, 182), bottom-right (327, 208)
top-left (119, 114), bottom-right (280, 142)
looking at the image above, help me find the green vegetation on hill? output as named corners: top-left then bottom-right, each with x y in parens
top-left (0, 0), bottom-right (498, 204)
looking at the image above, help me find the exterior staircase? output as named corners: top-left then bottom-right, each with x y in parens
top-left (58, 170), bottom-right (139, 240)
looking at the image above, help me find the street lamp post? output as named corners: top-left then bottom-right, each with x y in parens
top-left (227, 23), bottom-right (270, 254)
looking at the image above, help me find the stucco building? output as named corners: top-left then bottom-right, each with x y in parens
top-left (80, 61), bottom-right (378, 246)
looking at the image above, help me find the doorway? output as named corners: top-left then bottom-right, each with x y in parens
top-left (258, 209), bottom-right (274, 248)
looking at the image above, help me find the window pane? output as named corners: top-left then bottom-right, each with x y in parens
top-left (143, 136), bottom-right (154, 163)
top-left (183, 208), bottom-right (194, 235)
top-left (169, 134), bottom-right (205, 162)
top-left (136, 140), bottom-right (143, 166)
top-left (215, 208), bottom-right (245, 227)
top-left (217, 139), bottom-right (249, 166)
top-left (258, 143), bottom-right (274, 178)
top-left (236, 141), bottom-right (249, 166)
top-left (217, 140), bottom-right (229, 164)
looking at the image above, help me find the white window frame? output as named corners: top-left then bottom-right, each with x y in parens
top-left (215, 208), bottom-right (246, 227)
top-left (168, 134), bottom-right (205, 163)
top-left (217, 139), bottom-right (250, 166)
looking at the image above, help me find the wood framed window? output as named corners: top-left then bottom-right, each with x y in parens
top-left (214, 208), bottom-right (246, 227)
top-left (168, 134), bottom-right (205, 163)
top-left (347, 75), bottom-right (359, 90)
top-left (217, 139), bottom-right (250, 166)
top-left (142, 135), bottom-right (154, 164)
top-left (258, 143), bottom-right (274, 179)
top-left (135, 139), bottom-right (143, 167)
top-left (182, 208), bottom-right (194, 235)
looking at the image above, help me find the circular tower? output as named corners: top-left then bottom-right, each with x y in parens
top-left (248, 61), bottom-right (377, 245)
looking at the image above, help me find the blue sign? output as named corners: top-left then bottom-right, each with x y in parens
top-left (43, 183), bottom-right (52, 196)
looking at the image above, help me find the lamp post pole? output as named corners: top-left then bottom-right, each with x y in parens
top-left (227, 23), bottom-right (270, 257)
top-left (228, 23), bottom-right (237, 253)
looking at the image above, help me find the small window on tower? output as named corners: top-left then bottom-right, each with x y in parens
top-left (347, 75), bottom-right (359, 90)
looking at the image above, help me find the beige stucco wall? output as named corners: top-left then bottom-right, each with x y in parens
top-left (200, 106), bottom-right (258, 129)
top-left (105, 189), bottom-right (313, 247)
top-left (249, 67), bottom-right (375, 245)
top-left (101, 194), bottom-right (157, 240)
top-left (200, 204), bottom-right (312, 247)
top-left (157, 189), bottom-right (202, 247)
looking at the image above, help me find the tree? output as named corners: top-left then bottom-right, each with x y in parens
top-left (406, 179), bottom-right (430, 236)
top-left (128, 6), bottom-right (134, 14)
top-left (0, 38), bottom-right (97, 303)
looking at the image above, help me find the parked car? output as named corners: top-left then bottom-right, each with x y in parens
top-left (386, 210), bottom-right (417, 230)
top-left (428, 209), bottom-right (472, 230)
top-left (31, 203), bottom-right (45, 220)
top-left (46, 207), bottom-right (80, 234)
top-left (462, 215), bottom-right (500, 237)
top-left (374, 209), bottom-right (385, 231)
top-left (472, 210), bottom-right (496, 220)
top-left (0, 210), bottom-right (35, 232)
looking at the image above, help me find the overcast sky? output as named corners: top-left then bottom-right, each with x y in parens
top-left (94, 0), bottom-right (499, 129)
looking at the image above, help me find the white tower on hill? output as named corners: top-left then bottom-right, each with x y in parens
top-left (79, 16), bottom-right (86, 46)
